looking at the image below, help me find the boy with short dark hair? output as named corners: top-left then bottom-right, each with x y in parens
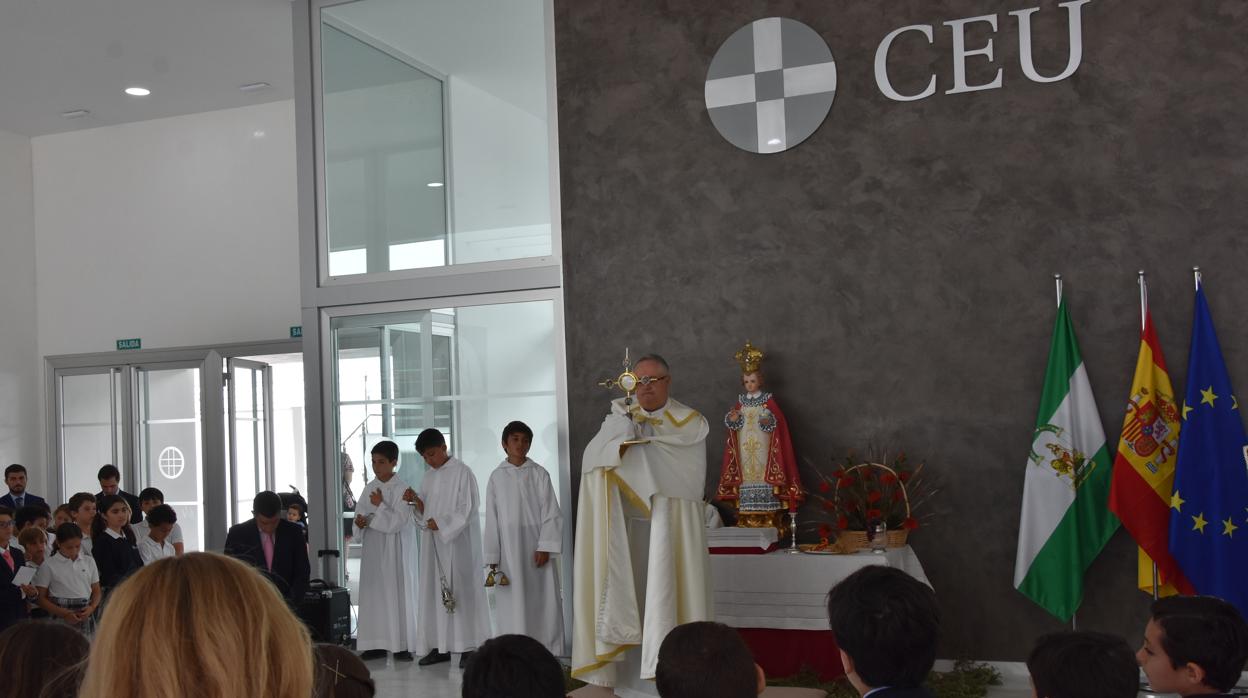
top-left (656, 621), bottom-right (764, 698)
top-left (66, 493), bottom-right (97, 556)
top-left (12, 504), bottom-right (53, 552)
top-left (1027, 631), bottom-right (1138, 698)
top-left (138, 504), bottom-right (178, 564)
top-left (462, 634), bottom-right (567, 698)
top-left (1137, 595), bottom-right (1248, 697)
top-left (134, 487), bottom-right (184, 555)
top-left (0, 506), bottom-right (34, 632)
top-left (353, 440), bottom-right (421, 662)
top-left (483, 420), bottom-right (565, 655)
top-left (412, 428), bottom-right (489, 668)
top-left (826, 566), bottom-right (939, 697)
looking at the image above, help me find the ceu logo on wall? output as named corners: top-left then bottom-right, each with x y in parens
top-left (704, 17), bottom-right (837, 154)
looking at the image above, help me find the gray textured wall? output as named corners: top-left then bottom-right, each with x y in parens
top-left (555, 0), bottom-right (1248, 661)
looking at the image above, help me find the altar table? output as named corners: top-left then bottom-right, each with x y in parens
top-left (710, 546), bottom-right (931, 681)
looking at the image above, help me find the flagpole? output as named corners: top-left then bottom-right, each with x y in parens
top-left (1055, 273), bottom-right (1063, 307)
top-left (1140, 271), bottom-right (1162, 601)
top-left (1193, 266), bottom-right (1201, 290)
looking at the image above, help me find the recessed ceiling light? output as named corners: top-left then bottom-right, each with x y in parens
top-left (125, 86), bottom-right (151, 97)
top-left (427, 182), bottom-right (444, 188)
top-left (239, 82), bottom-right (272, 93)
top-left (61, 109), bottom-right (91, 119)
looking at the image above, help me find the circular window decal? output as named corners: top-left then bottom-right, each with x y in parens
top-left (158, 446), bottom-right (186, 480)
top-left (704, 17), bottom-right (837, 154)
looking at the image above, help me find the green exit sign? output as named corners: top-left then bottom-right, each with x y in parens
top-left (290, 326), bottom-right (303, 338)
top-left (116, 338), bottom-right (142, 351)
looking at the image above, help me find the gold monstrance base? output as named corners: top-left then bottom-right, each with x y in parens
top-left (736, 510), bottom-right (789, 539)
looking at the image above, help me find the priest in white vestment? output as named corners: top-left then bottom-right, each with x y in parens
top-left (412, 428), bottom-right (490, 667)
top-left (352, 440), bottom-right (421, 659)
top-left (483, 420), bottom-right (565, 655)
top-left (571, 354), bottom-right (712, 688)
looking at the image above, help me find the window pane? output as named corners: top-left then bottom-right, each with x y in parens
top-left (319, 0), bottom-right (554, 278)
top-left (321, 21), bottom-right (447, 276)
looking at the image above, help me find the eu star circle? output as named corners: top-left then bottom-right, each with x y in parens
top-left (705, 17), bottom-right (837, 154)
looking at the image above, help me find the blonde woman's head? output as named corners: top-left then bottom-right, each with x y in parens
top-left (79, 552), bottom-right (313, 698)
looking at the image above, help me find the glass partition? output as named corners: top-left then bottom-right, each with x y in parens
top-left (318, 0), bottom-right (555, 280)
top-left (332, 298), bottom-right (561, 596)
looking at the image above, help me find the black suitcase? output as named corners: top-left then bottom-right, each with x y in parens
top-left (297, 580), bottom-right (351, 645)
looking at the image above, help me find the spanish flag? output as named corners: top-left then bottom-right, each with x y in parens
top-left (1108, 293), bottom-right (1193, 596)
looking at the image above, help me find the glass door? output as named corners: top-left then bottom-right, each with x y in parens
top-left (227, 358), bottom-right (274, 526)
top-left (55, 367), bottom-right (127, 496)
top-left (134, 364), bottom-right (205, 551)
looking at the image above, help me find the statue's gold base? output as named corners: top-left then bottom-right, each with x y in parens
top-left (736, 510), bottom-right (788, 539)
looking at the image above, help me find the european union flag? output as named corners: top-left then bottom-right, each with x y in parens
top-left (1170, 286), bottom-right (1248, 616)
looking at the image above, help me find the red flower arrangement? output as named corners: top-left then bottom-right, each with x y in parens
top-left (805, 448), bottom-right (934, 535)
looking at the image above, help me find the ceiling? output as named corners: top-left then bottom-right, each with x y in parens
top-left (0, 0), bottom-right (295, 137)
top-left (0, 0), bottom-right (552, 139)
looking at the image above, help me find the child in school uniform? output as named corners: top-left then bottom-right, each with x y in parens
top-left (353, 440), bottom-right (421, 661)
top-left (16, 526), bottom-right (48, 618)
top-left (137, 504), bottom-right (178, 565)
top-left (134, 487), bottom-right (185, 556)
top-left (67, 493), bottom-right (96, 556)
top-left (91, 494), bottom-right (144, 593)
top-left (412, 428), bottom-right (489, 669)
top-left (482, 421), bottom-right (566, 655)
top-left (35, 523), bottom-right (101, 634)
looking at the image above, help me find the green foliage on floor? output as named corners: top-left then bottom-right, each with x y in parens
top-left (767, 660), bottom-right (1003, 698)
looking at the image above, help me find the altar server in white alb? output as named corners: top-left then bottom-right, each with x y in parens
top-left (411, 428), bottom-right (490, 669)
top-left (352, 440), bottom-right (421, 661)
top-left (483, 420), bottom-right (565, 655)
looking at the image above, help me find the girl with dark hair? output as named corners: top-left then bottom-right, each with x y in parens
top-left (91, 494), bottom-right (143, 592)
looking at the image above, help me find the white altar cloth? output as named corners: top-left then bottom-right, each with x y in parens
top-left (711, 546), bottom-right (931, 631)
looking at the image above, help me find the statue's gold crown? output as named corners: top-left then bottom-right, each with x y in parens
top-left (734, 340), bottom-right (764, 374)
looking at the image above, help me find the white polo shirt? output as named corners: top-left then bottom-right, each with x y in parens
top-left (133, 520), bottom-right (184, 545)
top-left (137, 535), bottom-right (175, 565)
top-left (32, 552), bottom-right (99, 599)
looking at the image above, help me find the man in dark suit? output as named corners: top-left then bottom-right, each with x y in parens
top-left (224, 491), bottom-right (310, 604)
top-left (827, 566), bottom-right (940, 698)
top-left (96, 464), bottom-right (142, 524)
top-left (0, 506), bottom-right (33, 632)
top-left (1, 464), bottom-right (47, 511)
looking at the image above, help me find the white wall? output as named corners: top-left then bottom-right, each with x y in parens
top-left (32, 100), bottom-right (301, 358)
top-left (0, 128), bottom-right (38, 491)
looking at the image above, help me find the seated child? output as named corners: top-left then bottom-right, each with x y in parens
top-left (461, 634), bottom-right (566, 698)
top-left (34, 523), bottom-right (101, 634)
top-left (656, 621), bottom-right (764, 698)
top-left (826, 566), bottom-right (939, 698)
top-left (1027, 631), bottom-right (1138, 698)
top-left (1137, 595), bottom-right (1248, 697)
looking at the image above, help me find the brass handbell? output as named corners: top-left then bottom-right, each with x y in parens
top-left (484, 566), bottom-right (497, 588)
top-left (497, 570), bottom-right (510, 586)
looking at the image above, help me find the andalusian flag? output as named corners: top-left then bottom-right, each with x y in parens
top-left (1014, 297), bottom-right (1120, 621)
top-left (1108, 291), bottom-right (1192, 597)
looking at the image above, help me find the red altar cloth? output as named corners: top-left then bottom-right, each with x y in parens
top-left (736, 628), bottom-right (845, 681)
